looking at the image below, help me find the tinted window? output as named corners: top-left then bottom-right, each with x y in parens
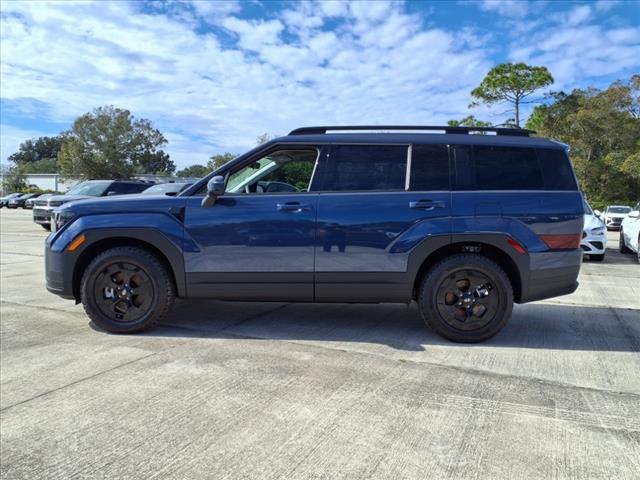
top-left (536, 148), bottom-right (578, 190)
top-left (106, 183), bottom-right (148, 195)
top-left (452, 146), bottom-right (474, 189)
top-left (474, 146), bottom-right (543, 190)
top-left (410, 144), bottom-right (449, 190)
top-left (321, 145), bottom-right (407, 191)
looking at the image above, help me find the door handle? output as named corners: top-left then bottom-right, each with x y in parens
top-left (409, 200), bottom-right (445, 210)
top-left (277, 202), bottom-right (311, 212)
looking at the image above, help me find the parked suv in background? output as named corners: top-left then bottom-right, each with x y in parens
top-left (45, 126), bottom-right (584, 342)
top-left (619, 202), bottom-right (640, 263)
top-left (0, 193), bottom-right (22, 208)
top-left (602, 205), bottom-right (632, 230)
top-left (33, 180), bottom-right (154, 230)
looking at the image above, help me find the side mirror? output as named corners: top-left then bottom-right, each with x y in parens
top-left (201, 175), bottom-right (225, 208)
top-left (629, 210), bottom-right (640, 219)
top-left (594, 209), bottom-right (601, 217)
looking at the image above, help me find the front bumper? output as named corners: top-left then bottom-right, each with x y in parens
top-left (45, 237), bottom-right (76, 300)
top-left (33, 206), bottom-right (54, 225)
top-left (605, 217), bottom-right (623, 229)
top-left (581, 231), bottom-right (607, 255)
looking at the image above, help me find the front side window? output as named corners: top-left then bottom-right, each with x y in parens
top-left (320, 145), bottom-right (407, 192)
top-left (226, 149), bottom-right (318, 194)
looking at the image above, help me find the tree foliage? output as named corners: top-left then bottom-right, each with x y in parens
top-left (471, 62), bottom-right (554, 127)
top-left (527, 75), bottom-right (640, 205)
top-left (177, 164), bottom-right (210, 178)
top-left (208, 153), bottom-right (236, 171)
top-left (7, 135), bottom-right (64, 173)
top-left (447, 115), bottom-right (491, 127)
top-left (58, 105), bottom-right (171, 179)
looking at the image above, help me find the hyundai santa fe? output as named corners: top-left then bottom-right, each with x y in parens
top-left (45, 126), bottom-right (584, 343)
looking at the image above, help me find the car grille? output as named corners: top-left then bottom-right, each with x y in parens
top-left (35, 200), bottom-right (49, 206)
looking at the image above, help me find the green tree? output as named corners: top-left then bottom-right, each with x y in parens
top-left (471, 62), bottom-right (554, 127)
top-left (207, 153), bottom-right (236, 171)
top-left (58, 105), bottom-right (170, 179)
top-left (528, 75), bottom-right (640, 205)
top-left (8, 135), bottom-right (64, 173)
top-left (447, 115), bottom-right (491, 127)
top-left (256, 133), bottom-right (276, 145)
top-left (177, 164), bottom-right (210, 178)
top-left (1, 166), bottom-right (28, 193)
top-left (132, 150), bottom-right (175, 175)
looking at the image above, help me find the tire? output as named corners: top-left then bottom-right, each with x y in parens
top-left (81, 246), bottom-right (175, 333)
top-left (41, 224), bottom-right (51, 231)
top-left (619, 229), bottom-right (632, 253)
top-left (418, 254), bottom-right (513, 343)
top-left (589, 253), bottom-right (605, 262)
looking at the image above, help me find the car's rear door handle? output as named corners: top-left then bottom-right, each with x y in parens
top-left (277, 202), bottom-right (311, 212)
top-left (409, 200), bottom-right (445, 210)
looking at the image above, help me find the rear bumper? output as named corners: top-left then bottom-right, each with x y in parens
top-left (519, 249), bottom-right (581, 303)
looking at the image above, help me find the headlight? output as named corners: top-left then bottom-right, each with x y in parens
top-left (590, 226), bottom-right (606, 235)
top-left (51, 209), bottom-right (76, 233)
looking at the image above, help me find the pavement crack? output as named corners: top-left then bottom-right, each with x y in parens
top-left (0, 352), bottom-right (160, 413)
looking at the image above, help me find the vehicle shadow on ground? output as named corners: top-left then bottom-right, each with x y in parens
top-left (137, 299), bottom-right (640, 353)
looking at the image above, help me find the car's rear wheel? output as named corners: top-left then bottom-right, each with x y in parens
top-left (418, 254), bottom-right (513, 343)
top-left (619, 229), bottom-right (632, 253)
top-left (81, 246), bottom-right (175, 333)
top-left (589, 253), bottom-right (605, 262)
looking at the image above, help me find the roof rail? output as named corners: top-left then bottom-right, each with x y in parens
top-left (288, 125), bottom-right (533, 137)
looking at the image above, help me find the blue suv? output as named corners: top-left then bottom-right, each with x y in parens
top-left (45, 126), bottom-right (584, 342)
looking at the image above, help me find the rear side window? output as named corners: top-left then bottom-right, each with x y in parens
top-left (410, 145), bottom-right (449, 190)
top-left (474, 146), bottom-right (543, 190)
top-left (321, 145), bottom-right (407, 191)
top-left (536, 148), bottom-right (578, 190)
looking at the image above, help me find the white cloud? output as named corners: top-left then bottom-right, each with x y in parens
top-left (566, 5), bottom-right (592, 26)
top-left (478, 0), bottom-right (529, 18)
top-left (1, 0), bottom-right (638, 168)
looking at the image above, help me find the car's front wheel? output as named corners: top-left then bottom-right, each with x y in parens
top-left (81, 246), bottom-right (175, 333)
top-left (418, 254), bottom-right (513, 343)
top-left (619, 229), bottom-right (632, 253)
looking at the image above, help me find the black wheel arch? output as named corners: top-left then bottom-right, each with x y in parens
top-left (71, 228), bottom-right (186, 302)
top-left (409, 233), bottom-right (526, 303)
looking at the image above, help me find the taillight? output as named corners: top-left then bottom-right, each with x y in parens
top-left (539, 233), bottom-right (582, 250)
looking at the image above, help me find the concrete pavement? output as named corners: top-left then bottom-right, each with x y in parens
top-left (1, 208), bottom-right (639, 479)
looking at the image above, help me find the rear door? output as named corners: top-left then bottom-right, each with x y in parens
top-left (313, 143), bottom-right (451, 302)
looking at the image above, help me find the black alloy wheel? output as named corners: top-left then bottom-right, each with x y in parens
top-left (419, 254), bottom-right (513, 343)
top-left (81, 246), bottom-right (175, 333)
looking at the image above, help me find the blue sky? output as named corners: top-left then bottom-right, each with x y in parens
top-left (1, 0), bottom-right (639, 169)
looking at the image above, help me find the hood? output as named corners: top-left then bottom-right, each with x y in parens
top-left (47, 194), bottom-right (93, 205)
top-left (583, 214), bottom-right (605, 231)
top-left (59, 193), bottom-right (187, 216)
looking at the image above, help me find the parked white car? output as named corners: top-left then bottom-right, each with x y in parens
top-left (582, 200), bottom-right (607, 261)
top-left (619, 201), bottom-right (640, 263)
top-left (602, 205), bottom-right (632, 230)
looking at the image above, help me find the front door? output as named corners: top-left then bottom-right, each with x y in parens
top-left (183, 147), bottom-right (320, 301)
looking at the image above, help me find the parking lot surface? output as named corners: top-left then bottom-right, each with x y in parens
top-left (1, 208), bottom-right (639, 479)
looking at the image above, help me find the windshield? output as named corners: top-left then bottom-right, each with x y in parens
top-left (142, 183), bottom-right (187, 194)
top-left (607, 206), bottom-right (631, 214)
top-left (65, 181), bottom-right (111, 196)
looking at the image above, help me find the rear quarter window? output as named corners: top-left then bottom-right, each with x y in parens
top-left (452, 145), bottom-right (578, 191)
top-left (536, 148), bottom-right (578, 190)
top-left (409, 144), bottom-right (450, 191)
